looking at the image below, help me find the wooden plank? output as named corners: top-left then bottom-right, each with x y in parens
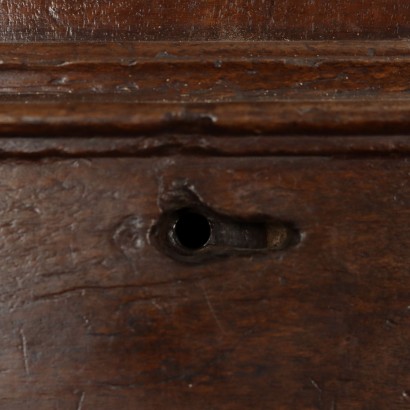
top-left (0, 41), bottom-right (408, 137)
top-left (0, 42), bottom-right (408, 101)
top-left (0, 101), bottom-right (410, 137)
top-left (0, 135), bottom-right (409, 158)
top-left (1, 41), bottom-right (409, 62)
top-left (0, 0), bottom-right (408, 41)
top-left (0, 157), bottom-right (408, 409)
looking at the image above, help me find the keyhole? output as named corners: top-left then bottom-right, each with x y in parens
top-left (173, 210), bottom-right (212, 250)
top-left (152, 201), bottom-right (300, 263)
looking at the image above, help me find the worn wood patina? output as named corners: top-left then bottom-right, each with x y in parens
top-left (0, 1), bottom-right (409, 409)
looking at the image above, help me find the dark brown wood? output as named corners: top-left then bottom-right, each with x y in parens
top-left (0, 41), bottom-right (409, 137)
top-left (2, 100), bottom-right (410, 137)
top-left (0, 135), bottom-right (410, 158)
top-left (0, 157), bottom-right (408, 409)
top-left (0, 2), bottom-right (409, 409)
top-left (0, 0), bottom-right (408, 41)
top-left (0, 42), bottom-right (409, 102)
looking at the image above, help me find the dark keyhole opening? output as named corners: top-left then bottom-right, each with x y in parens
top-left (174, 210), bottom-right (211, 250)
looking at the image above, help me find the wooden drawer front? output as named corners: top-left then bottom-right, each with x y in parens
top-left (0, 157), bottom-right (409, 409)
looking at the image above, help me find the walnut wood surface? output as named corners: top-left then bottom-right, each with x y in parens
top-left (0, 41), bottom-right (409, 138)
top-left (0, 41), bottom-right (409, 102)
top-left (0, 135), bottom-right (409, 158)
top-left (0, 4), bottom-right (408, 408)
top-left (0, 157), bottom-right (408, 409)
top-left (0, 0), bottom-right (408, 41)
top-left (2, 101), bottom-right (410, 138)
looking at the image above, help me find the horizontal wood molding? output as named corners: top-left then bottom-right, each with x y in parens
top-left (1, 101), bottom-right (410, 138)
top-left (0, 136), bottom-right (408, 159)
top-left (0, 41), bottom-right (409, 103)
top-left (0, 41), bottom-right (408, 154)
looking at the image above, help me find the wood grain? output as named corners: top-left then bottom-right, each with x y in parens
top-left (0, 0), bottom-right (408, 41)
top-left (0, 42), bottom-right (409, 102)
top-left (0, 135), bottom-right (409, 158)
top-left (0, 156), bottom-right (408, 409)
top-left (2, 100), bottom-right (410, 137)
top-left (0, 4), bottom-right (408, 408)
top-left (0, 41), bottom-right (409, 137)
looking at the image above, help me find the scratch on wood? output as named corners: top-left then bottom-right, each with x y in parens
top-left (310, 378), bottom-right (323, 405)
top-left (20, 329), bottom-right (30, 376)
top-left (33, 273), bottom-right (223, 302)
top-left (198, 281), bottom-right (225, 335)
top-left (77, 392), bottom-right (86, 410)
